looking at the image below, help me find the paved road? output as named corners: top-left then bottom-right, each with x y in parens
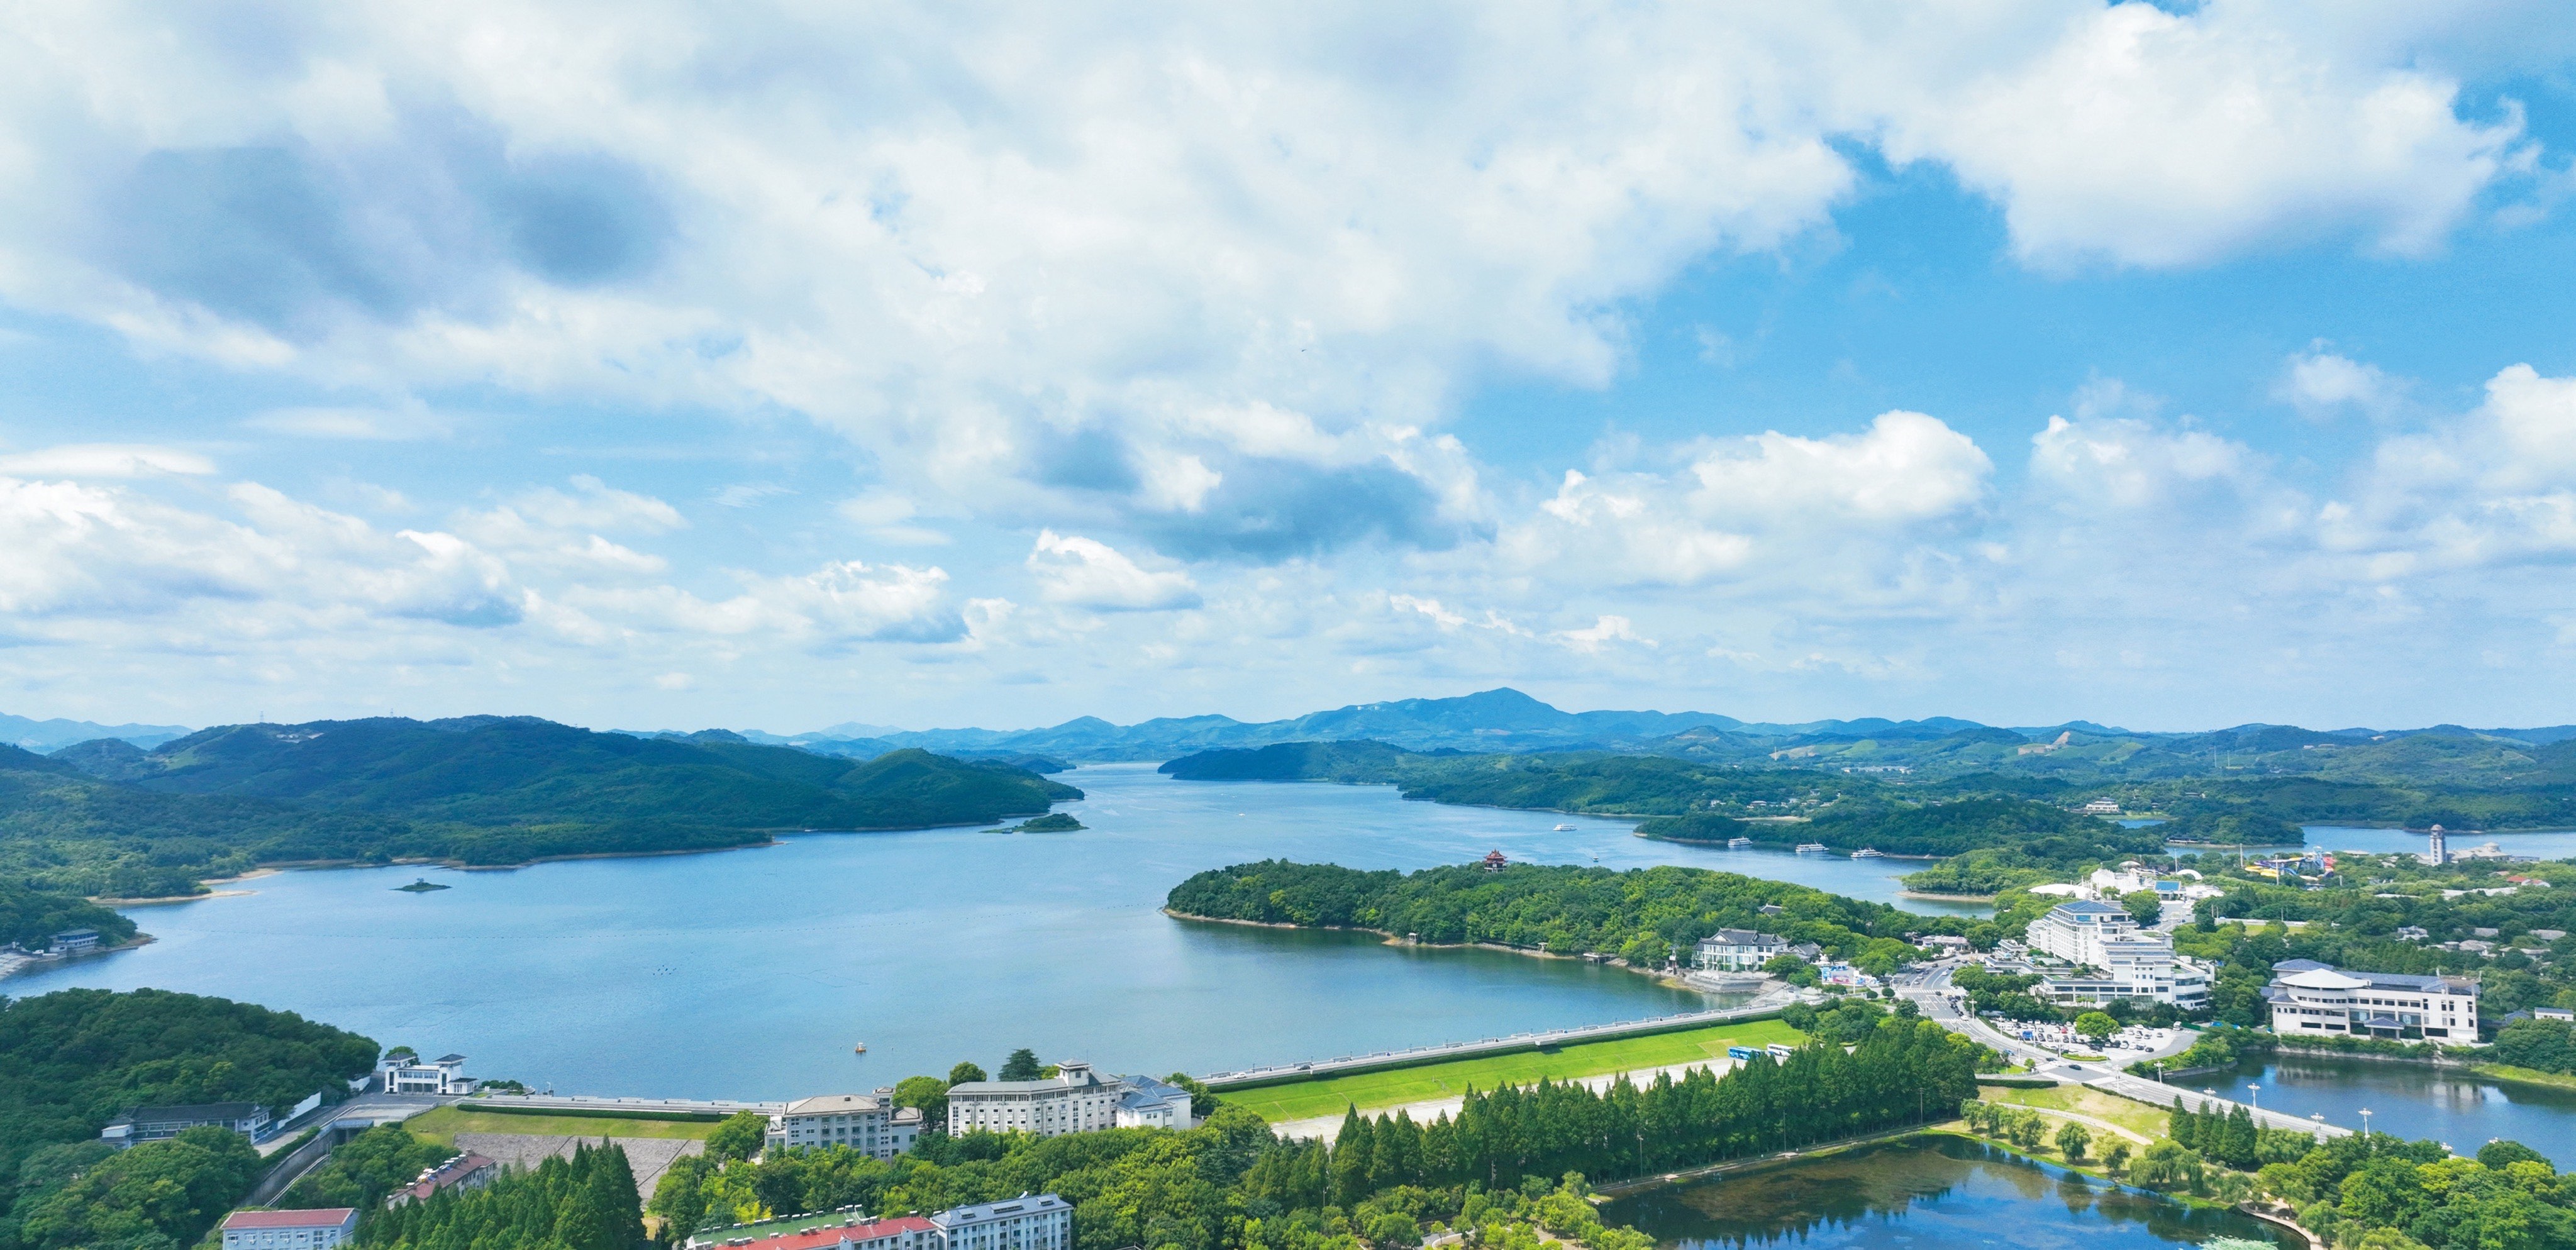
top-left (1892, 960), bottom-right (2353, 1141)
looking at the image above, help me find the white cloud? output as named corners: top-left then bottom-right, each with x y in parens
top-left (2275, 349), bottom-right (2402, 421)
top-left (1026, 529), bottom-right (1202, 611)
top-left (246, 404), bottom-right (445, 440)
top-left (2028, 414), bottom-right (2258, 509)
top-left (2326, 363), bottom-right (2576, 572)
top-left (1689, 411), bottom-right (1990, 524)
top-left (0, 444), bottom-right (216, 478)
top-left (1555, 614), bottom-right (1653, 653)
top-left (511, 476), bottom-right (685, 533)
top-left (0, 2), bottom-right (2533, 565)
top-left (1863, 2), bottom-right (2528, 267)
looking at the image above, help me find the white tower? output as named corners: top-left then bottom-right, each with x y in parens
top-left (2426, 824), bottom-right (2447, 866)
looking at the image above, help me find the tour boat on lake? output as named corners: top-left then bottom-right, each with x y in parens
top-left (1726, 836), bottom-right (1753, 848)
top-left (1851, 848), bottom-right (1885, 858)
top-left (1553, 823), bottom-right (1576, 831)
top-left (1795, 843), bottom-right (1828, 853)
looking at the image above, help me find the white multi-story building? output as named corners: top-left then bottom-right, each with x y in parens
top-left (2265, 960), bottom-right (2480, 1042)
top-left (949, 1064), bottom-right (1178, 1137)
top-left (220, 1209), bottom-right (357, 1250)
top-left (768, 1093), bottom-right (924, 1158)
top-left (1692, 929), bottom-right (1789, 971)
top-left (2026, 900), bottom-right (2208, 1007)
top-left (377, 1053), bottom-right (474, 1095)
top-left (931, 1195), bottom-right (1071, 1250)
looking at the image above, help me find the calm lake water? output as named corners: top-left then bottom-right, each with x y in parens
top-left (1601, 1136), bottom-right (2292, 1250)
top-left (7, 766), bottom-right (1963, 1099)
top-left (2182, 1054), bottom-right (2576, 1167)
top-left (2299, 825), bottom-right (2576, 859)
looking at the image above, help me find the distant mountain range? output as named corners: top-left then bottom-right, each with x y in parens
top-left (0, 713), bottom-right (192, 753)
top-left (689, 688), bottom-right (2576, 763)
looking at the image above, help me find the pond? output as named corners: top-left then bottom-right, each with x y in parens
top-left (2193, 1053), bottom-right (2576, 1167)
top-left (1600, 1136), bottom-right (2296, 1250)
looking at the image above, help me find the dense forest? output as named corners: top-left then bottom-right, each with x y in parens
top-left (0, 881), bottom-right (136, 950)
top-left (1157, 731), bottom-right (2576, 842)
top-left (1, 718), bottom-right (1079, 896)
top-left (0, 988), bottom-right (381, 1250)
top-left (645, 1019), bottom-right (1979, 1250)
top-left (1163, 861), bottom-right (1937, 973)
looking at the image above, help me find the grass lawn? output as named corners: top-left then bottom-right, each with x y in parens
top-left (1222, 1019), bottom-right (1806, 1122)
top-left (404, 1106), bottom-right (725, 1146)
top-left (1977, 1083), bottom-right (2172, 1141)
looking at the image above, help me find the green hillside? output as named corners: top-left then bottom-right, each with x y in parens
top-left (4, 719), bottom-right (1080, 895)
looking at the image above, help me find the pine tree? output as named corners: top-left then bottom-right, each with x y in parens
top-left (1330, 1108), bottom-right (1374, 1207)
top-left (2170, 1097), bottom-right (2196, 1149)
top-left (2222, 1105), bottom-right (2257, 1168)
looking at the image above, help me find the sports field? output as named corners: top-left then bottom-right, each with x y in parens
top-left (402, 1105), bottom-right (725, 1146)
top-left (1221, 1019), bottom-right (1805, 1122)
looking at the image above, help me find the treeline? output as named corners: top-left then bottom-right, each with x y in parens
top-left (654, 1020), bottom-right (1979, 1250)
top-left (0, 989), bottom-right (379, 1250)
top-left (1284, 1019), bottom-right (1980, 1200)
top-left (1164, 861), bottom-right (1940, 970)
top-left (360, 1141), bottom-right (644, 1250)
top-left (1, 717), bottom-right (1080, 895)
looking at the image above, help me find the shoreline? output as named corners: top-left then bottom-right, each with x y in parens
top-left (0, 933), bottom-right (155, 981)
top-left (1899, 889), bottom-right (1998, 903)
top-left (1161, 909), bottom-right (1703, 990)
top-left (78, 812), bottom-right (1078, 905)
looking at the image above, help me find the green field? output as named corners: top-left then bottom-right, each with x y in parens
top-left (1220, 1019), bottom-right (1806, 1122)
top-left (402, 1106), bottom-right (725, 1146)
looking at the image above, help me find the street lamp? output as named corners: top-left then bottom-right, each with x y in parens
top-left (2360, 1108), bottom-right (2372, 1141)
top-left (2246, 1083), bottom-right (2261, 1119)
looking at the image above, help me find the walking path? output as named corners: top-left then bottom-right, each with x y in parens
top-left (1270, 1056), bottom-right (1743, 1143)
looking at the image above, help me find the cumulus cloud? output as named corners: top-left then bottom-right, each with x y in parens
top-left (2028, 414), bottom-right (2258, 509)
top-left (1027, 530), bottom-right (1202, 611)
top-left (0, 1), bottom-right (2537, 568)
top-left (1865, 2), bottom-right (2528, 267)
top-left (1504, 410), bottom-right (1988, 589)
top-left (2275, 349), bottom-right (2403, 421)
top-left (2328, 363), bottom-right (2576, 572)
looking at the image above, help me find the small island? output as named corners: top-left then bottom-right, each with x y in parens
top-left (1008, 812), bottom-right (1085, 832)
top-left (395, 878), bottom-right (451, 893)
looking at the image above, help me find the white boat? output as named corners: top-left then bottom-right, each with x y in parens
top-left (1852, 848), bottom-right (1885, 858)
top-left (1727, 836), bottom-right (1752, 848)
top-left (1553, 823), bottom-right (1576, 831)
top-left (1795, 843), bottom-right (1828, 854)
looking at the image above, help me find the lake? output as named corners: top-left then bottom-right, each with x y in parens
top-left (2193, 1053), bottom-right (2576, 1166)
top-left (1600, 1136), bottom-right (2294, 1250)
top-left (5, 765), bottom-right (1965, 1099)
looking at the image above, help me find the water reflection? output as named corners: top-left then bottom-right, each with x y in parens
top-left (1601, 1137), bottom-right (2292, 1250)
top-left (2215, 1054), bottom-right (2576, 1166)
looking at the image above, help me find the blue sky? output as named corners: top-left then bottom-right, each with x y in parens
top-left (2, 2), bottom-right (2575, 734)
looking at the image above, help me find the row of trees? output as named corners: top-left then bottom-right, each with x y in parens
top-left (359, 1141), bottom-right (645, 1250)
top-left (655, 1019), bottom-right (1981, 1250)
top-left (1280, 1020), bottom-right (1980, 1206)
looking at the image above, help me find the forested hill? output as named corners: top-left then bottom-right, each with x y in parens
top-left (4, 718), bottom-right (1079, 897)
top-left (1165, 860), bottom-right (1938, 970)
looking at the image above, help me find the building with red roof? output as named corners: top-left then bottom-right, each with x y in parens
top-left (689, 1214), bottom-right (938, 1250)
top-left (386, 1153), bottom-right (497, 1207)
